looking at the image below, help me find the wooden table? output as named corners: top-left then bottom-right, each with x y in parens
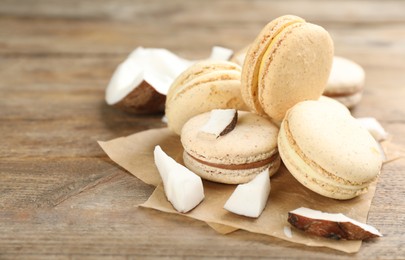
top-left (1, 0), bottom-right (404, 258)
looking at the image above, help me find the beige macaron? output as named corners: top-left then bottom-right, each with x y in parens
top-left (181, 110), bottom-right (280, 184)
top-left (278, 100), bottom-right (382, 200)
top-left (317, 95), bottom-right (351, 115)
top-left (165, 60), bottom-right (248, 135)
top-left (241, 15), bottom-right (334, 122)
top-left (324, 56), bottom-right (366, 108)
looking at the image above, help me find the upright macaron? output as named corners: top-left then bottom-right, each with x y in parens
top-left (241, 15), bottom-right (334, 122)
top-left (324, 56), bottom-right (365, 108)
top-left (278, 100), bottom-right (382, 200)
top-left (165, 60), bottom-right (248, 135)
top-left (181, 110), bottom-right (280, 184)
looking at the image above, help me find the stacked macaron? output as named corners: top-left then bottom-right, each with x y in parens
top-left (241, 15), bottom-right (334, 122)
top-left (164, 15), bottom-right (382, 200)
top-left (232, 48), bottom-right (366, 110)
top-left (181, 110), bottom-right (280, 184)
top-left (165, 60), bottom-right (248, 135)
top-left (324, 56), bottom-right (366, 108)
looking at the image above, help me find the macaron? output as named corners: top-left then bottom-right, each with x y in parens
top-left (278, 100), bottom-right (382, 200)
top-left (181, 110), bottom-right (280, 184)
top-left (324, 56), bottom-right (365, 108)
top-left (317, 95), bottom-right (351, 116)
top-left (241, 15), bottom-right (334, 122)
top-left (165, 60), bottom-right (248, 135)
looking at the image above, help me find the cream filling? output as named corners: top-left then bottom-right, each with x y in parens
top-left (186, 147), bottom-right (278, 165)
top-left (324, 88), bottom-right (363, 98)
top-left (167, 63), bottom-right (241, 102)
top-left (280, 120), bottom-right (374, 198)
top-left (258, 22), bottom-right (301, 78)
top-left (183, 151), bottom-right (280, 184)
top-left (187, 152), bottom-right (279, 170)
top-left (248, 19), bottom-right (304, 114)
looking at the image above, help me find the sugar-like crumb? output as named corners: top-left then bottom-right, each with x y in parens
top-left (284, 226), bottom-right (293, 238)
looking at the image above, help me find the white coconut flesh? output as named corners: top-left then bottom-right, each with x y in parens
top-left (290, 207), bottom-right (382, 237)
top-left (105, 46), bottom-right (234, 106)
top-left (200, 109), bottom-right (238, 137)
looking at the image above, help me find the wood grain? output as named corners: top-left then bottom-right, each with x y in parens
top-left (0, 0), bottom-right (404, 258)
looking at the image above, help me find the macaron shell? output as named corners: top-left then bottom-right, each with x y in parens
top-left (324, 56), bottom-right (365, 108)
top-left (166, 60), bottom-right (241, 102)
top-left (165, 60), bottom-right (247, 135)
top-left (181, 111), bottom-right (279, 164)
top-left (317, 95), bottom-right (351, 115)
top-left (325, 56), bottom-right (365, 95)
top-left (259, 23), bottom-right (334, 121)
top-left (169, 69), bottom-right (241, 103)
top-left (278, 100), bottom-right (382, 199)
top-left (166, 79), bottom-right (247, 135)
top-left (278, 127), bottom-right (371, 199)
top-left (288, 101), bottom-right (382, 182)
top-left (330, 91), bottom-right (363, 109)
top-left (241, 15), bottom-right (305, 114)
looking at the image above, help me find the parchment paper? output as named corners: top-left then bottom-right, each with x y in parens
top-left (98, 127), bottom-right (403, 253)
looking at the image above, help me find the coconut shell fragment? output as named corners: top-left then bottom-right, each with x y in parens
top-left (219, 110), bottom-right (238, 136)
top-left (114, 81), bottom-right (166, 114)
top-left (288, 207), bottom-right (382, 240)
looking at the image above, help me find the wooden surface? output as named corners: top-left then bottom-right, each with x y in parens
top-left (1, 0), bottom-right (405, 259)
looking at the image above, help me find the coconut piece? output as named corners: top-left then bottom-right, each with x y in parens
top-left (113, 81), bottom-right (166, 114)
top-left (154, 145), bottom-right (204, 213)
top-left (209, 46), bottom-right (234, 61)
top-left (356, 117), bottom-right (388, 142)
top-left (288, 207), bottom-right (382, 240)
top-left (230, 45), bottom-right (249, 66)
top-left (283, 226), bottom-right (293, 238)
top-left (105, 47), bottom-right (191, 114)
top-left (200, 109), bottom-right (238, 138)
top-left (106, 46), bottom-right (233, 114)
top-left (223, 168), bottom-right (271, 218)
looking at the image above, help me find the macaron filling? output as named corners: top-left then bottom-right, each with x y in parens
top-left (170, 70), bottom-right (241, 102)
top-left (324, 89), bottom-right (363, 98)
top-left (241, 16), bottom-right (305, 114)
top-left (258, 22), bottom-right (303, 80)
top-left (283, 119), bottom-right (375, 187)
top-left (183, 150), bottom-right (281, 184)
top-left (185, 152), bottom-right (279, 171)
top-left (258, 22), bottom-right (309, 116)
top-left (167, 61), bottom-right (241, 102)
